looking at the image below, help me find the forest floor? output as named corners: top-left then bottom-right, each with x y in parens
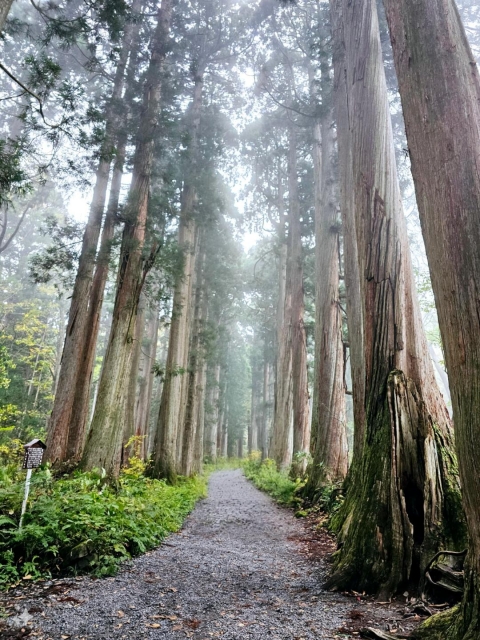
top-left (1, 469), bottom-right (427, 640)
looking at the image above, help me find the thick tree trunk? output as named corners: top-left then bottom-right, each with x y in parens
top-left (150, 73), bottom-right (204, 483)
top-left (180, 247), bottom-right (206, 477)
top-left (382, 0), bottom-right (480, 634)
top-left (326, 0), bottom-right (465, 597)
top-left (65, 31), bottom-right (142, 463)
top-left (271, 181), bottom-right (293, 470)
top-left (288, 126), bottom-right (310, 478)
top-left (81, 0), bottom-right (172, 477)
top-left (331, 0), bottom-right (366, 465)
top-left (307, 113), bottom-right (348, 492)
top-left (46, 1), bottom-right (142, 466)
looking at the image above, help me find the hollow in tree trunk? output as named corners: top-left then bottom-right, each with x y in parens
top-left (382, 0), bottom-right (480, 635)
top-left (325, 0), bottom-right (465, 597)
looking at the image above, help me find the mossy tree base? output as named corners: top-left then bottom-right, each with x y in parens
top-left (325, 371), bottom-right (465, 597)
top-left (414, 564), bottom-right (480, 640)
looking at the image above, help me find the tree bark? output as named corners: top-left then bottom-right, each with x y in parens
top-left (271, 175), bottom-right (293, 470)
top-left (331, 0), bottom-right (366, 465)
top-left (122, 292), bottom-right (146, 463)
top-left (180, 245), bottom-right (206, 477)
top-left (81, 0), bottom-right (172, 477)
top-left (288, 126), bottom-right (311, 478)
top-left (46, 0), bottom-right (143, 466)
top-left (0, 0), bottom-right (14, 33)
top-left (150, 71), bottom-right (204, 482)
top-left (204, 363), bottom-right (220, 461)
top-left (381, 0), bottom-right (480, 634)
top-left (326, 0), bottom-right (465, 597)
top-left (308, 112), bottom-right (348, 491)
top-left (135, 304), bottom-right (160, 460)
top-left (65, 29), bottom-right (142, 463)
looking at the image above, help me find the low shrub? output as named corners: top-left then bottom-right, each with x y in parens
top-left (243, 454), bottom-right (298, 505)
top-left (0, 465), bottom-right (206, 589)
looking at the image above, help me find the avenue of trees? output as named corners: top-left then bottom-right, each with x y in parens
top-left (1, 0), bottom-right (480, 637)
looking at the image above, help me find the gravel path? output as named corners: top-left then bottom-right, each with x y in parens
top-left (3, 470), bottom-right (418, 639)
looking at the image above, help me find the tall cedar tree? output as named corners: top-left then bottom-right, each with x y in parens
top-left (46, 0), bottom-right (143, 466)
top-left (325, 0), bottom-right (465, 597)
top-left (81, 0), bottom-right (172, 477)
top-left (307, 106), bottom-right (348, 490)
top-left (382, 0), bottom-right (480, 636)
top-left (150, 68), bottom-right (204, 483)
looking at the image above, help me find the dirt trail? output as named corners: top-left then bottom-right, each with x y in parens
top-left (3, 470), bottom-right (419, 639)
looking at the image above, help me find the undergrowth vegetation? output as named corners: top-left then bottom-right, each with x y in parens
top-left (0, 455), bottom-right (207, 589)
top-left (243, 454), bottom-right (299, 505)
top-left (242, 453), bottom-right (344, 519)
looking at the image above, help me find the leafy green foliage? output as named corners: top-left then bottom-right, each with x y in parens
top-left (243, 454), bottom-right (297, 505)
top-left (0, 467), bottom-right (206, 589)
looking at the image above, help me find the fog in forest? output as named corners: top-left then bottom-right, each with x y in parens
top-left (1, 0), bottom-right (480, 637)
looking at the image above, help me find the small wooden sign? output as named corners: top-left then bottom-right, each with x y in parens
top-left (22, 439), bottom-right (46, 470)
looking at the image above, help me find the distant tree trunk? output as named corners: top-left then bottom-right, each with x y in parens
top-left (135, 305), bottom-right (160, 460)
top-left (382, 0), bottom-right (480, 634)
top-left (204, 363), bottom-right (220, 461)
top-left (330, 0), bottom-right (366, 466)
top-left (249, 333), bottom-right (260, 454)
top-left (122, 293), bottom-right (146, 463)
top-left (220, 402), bottom-right (228, 458)
top-left (180, 246), bottom-right (206, 477)
top-left (259, 354), bottom-right (270, 460)
top-left (308, 111), bottom-right (348, 492)
top-left (325, 0), bottom-right (465, 597)
top-left (0, 0), bottom-right (14, 33)
top-left (81, 0), bottom-right (172, 477)
top-left (150, 72), bottom-right (204, 483)
top-left (46, 2), bottom-right (143, 466)
top-left (146, 329), bottom-right (168, 458)
top-left (288, 126), bottom-right (310, 477)
top-left (271, 177), bottom-right (293, 470)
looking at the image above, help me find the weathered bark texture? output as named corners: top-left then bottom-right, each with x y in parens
top-left (382, 0), bottom-right (480, 634)
top-left (287, 127), bottom-right (310, 477)
top-left (0, 0), bottom-right (14, 33)
top-left (81, 0), bottom-right (172, 477)
top-left (150, 72), bottom-right (204, 482)
top-left (326, 0), bottom-right (465, 597)
top-left (65, 33), bottom-right (141, 463)
top-left (135, 305), bottom-right (160, 460)
top-left (122, 293), bottom-right (146, 462)
top-left (180, 246), bottom-right (206, 477)
top-left (331, 0), bottom-right (366, 464)
top-left (46, 2), bottom-right (142, 466)
top-left (271, 180), bottom-right (293, 470)
top-left (308, 112), bottom-right (348, 492)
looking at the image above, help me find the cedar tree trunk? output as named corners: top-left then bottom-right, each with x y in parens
top-left (326, 0), bottom-right (465, 597)
top-left (81, 0), bottom-right (172, 477)
top-left (383, 0), bottom-right (480, 635)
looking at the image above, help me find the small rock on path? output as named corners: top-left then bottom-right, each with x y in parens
top-left (3, 470), bottom-right (417, 639)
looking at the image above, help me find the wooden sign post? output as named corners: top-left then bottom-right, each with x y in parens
top-left (19, 439), bottom-right (46, 530)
